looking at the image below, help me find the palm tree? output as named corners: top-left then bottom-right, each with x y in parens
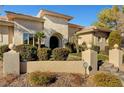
top-left (35, 32), bottom-right (45, 49)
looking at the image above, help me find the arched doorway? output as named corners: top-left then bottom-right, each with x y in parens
top-left (49, 33), bottom-right (63, 49)
top-left (50, 36), bottom-right (59, 49)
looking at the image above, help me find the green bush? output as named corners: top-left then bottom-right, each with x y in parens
top-left (93, 72), bottom-right (122, 87)
top-left (16, 44), bottom-right (37, 62)
top-left (0, 45), bottom-right (10, 60)
top-left (97, 54), bottom-right (109, 61)
top-left (52, 48), bottom-right (70, 60)
top-left (28, 71), bottom-right (56, 86)
top-left (37, 48), bottom-right (51, 61)
top-left (108, 31), bottom-right (121, 49)
top-left (92, 45), bottom-right (100, 53)
top-left (65, 42), bottom-right (76, 53)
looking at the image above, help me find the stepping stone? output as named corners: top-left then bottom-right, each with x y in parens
top-left (110, 67), bottom-right (119, 73)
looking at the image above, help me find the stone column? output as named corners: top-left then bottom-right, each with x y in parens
top-left (109, 44), bottom-right (123, 67)
top-left (82, 44), bottom-right (97, 75)
top-left (3, 44), bottom-right (20, 75)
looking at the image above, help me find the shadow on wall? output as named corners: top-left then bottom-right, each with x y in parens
top-left (20, 62), bottom-right (27, 74)
top-left (97, 60), bottom-right (104, 70)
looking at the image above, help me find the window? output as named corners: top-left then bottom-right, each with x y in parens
top-left (29, 34), bottom-right (33, 45)
top-left (23, 33), bottom-right (29, 44)
top-left (23, 33), bottom-right (35, 45)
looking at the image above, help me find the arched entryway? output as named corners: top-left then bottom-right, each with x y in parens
top-left (50, 36), bottom-right (59, 49)
top-left (50, 33), bottom-right (62, 49)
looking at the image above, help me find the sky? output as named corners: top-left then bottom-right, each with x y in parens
top-left (0, 5), bottom-right (112, 26)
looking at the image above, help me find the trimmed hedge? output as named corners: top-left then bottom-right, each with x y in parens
top-left (28, 71), bottom-right (56, 86)
top-left (93, 72), bottom-right (122, 87)
top-left (37, 48), bottom-right (51, 61)
top-left (52, 48), bottom-right (70, 61)
top-left (16, 44), bottom-right (37, 62)
top-left (0, 45), bottom-right (10, 60)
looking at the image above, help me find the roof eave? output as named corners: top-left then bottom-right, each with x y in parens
top-left (5, 11), bottom-right (45, 22)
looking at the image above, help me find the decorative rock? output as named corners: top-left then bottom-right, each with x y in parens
top-left (102, 63), bottom-right (114, 68)
top-left (110, 67), bottom-right (119, 73)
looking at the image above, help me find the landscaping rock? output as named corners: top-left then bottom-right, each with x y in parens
top-left (101, 63), bottom-right (114, 68)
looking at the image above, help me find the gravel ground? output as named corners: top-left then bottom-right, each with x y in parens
top-left (8, 73), bottom-right (89, 87)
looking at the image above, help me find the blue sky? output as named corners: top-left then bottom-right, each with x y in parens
top-left (0, 5), bottom-right (112, 26)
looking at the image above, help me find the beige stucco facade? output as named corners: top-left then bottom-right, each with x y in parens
top-left (0, 10), bottom-right (110, 50)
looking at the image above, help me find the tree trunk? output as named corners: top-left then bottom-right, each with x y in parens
top-left (38, 38), bottom-right (41, 49)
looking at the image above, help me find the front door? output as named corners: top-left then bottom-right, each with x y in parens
top-left (50, 36), bottom-right (59, 49)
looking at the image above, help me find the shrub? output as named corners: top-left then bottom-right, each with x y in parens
top-left (97, 54), bottom-right (109, 61)
top-left (28, 71), bottom-right (56, 86)
top-left (37, 48), bottom-right (51, 61)
top-left (0, 45), bottom-right (10, 60)
top-left (52, 48), bottom-right (70, 60)
top-left (93, 72), bottom-right (122, 87)
top-left (92, 45), bottom-right (100, 53)
top-left (65, 42), bottom-right (76, 53)
top-left (16, 44), bottom-right (37, 62)
top-left (108, 31), bottom-right (121, 49)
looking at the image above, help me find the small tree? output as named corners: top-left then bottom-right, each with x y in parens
top-left (108, 31), bottom-right (121, 49)
top-left (35, 32), bottom-right (45, 49)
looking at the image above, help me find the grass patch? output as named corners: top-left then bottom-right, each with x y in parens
top-left (97, 54), bottom-right (109, 62)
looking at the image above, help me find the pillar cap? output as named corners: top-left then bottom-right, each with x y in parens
top-left (114, 44), bottom-right (119, 49)
top-left (9, 43), bottom-right (16, 50)
top-left (87, 44), bottom-right (92, 49)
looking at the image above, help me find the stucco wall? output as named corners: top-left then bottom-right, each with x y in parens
top-left (68, 27), bottom-right (78, 38)
top-left (77, 32), bottom-right (109, 51)
top-left (78, 33), bottom-right (93, 45)
top-left (43, 15), bottom-right (69, 47)
top-left (0, 26), bottom-right (9, 45)
top-left (14, 19), bottom-right (44, 32)
top-left (13, 27), bottom-right (23, 45)
top-left (20, 61), bottom-right (85, 74)
top-left (13, 18), bottom-right (44, 45)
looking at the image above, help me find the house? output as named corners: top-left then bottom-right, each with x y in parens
top-left (0, 9), bottom-right (110, 50)
top-left (0, 10), bottom-right (83, 49)
top-left (76, 26), bottom-right (111, 51)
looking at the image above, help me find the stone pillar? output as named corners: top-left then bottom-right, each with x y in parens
top-left (109, 44), bottom-right (123, 67)
top-left (82, 44), bottom-right (97, 75)
top-left (3, 44), bottom-right (20, 75)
